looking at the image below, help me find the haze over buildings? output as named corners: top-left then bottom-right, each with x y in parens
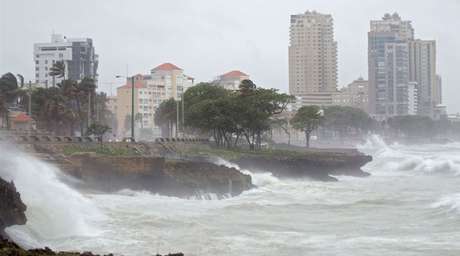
top-left (1, 0), bottom-right (459, 113)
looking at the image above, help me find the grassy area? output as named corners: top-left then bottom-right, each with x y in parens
top-left (63, 145), bottom-right (141, 156)
top-left (181, 145), bottom-right (311, 160)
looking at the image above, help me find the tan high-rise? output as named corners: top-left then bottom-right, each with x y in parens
top-left (289, 11), bottom-right (338, 106)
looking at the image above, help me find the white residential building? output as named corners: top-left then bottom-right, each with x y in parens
top-left (33, 34), bottom-right (98, 87)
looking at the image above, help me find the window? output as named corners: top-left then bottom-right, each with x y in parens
top-left (36, 60), bottom-right (39, 64)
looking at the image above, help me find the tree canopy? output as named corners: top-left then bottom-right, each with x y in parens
top-left (291, 105), bottom-right (322, 148)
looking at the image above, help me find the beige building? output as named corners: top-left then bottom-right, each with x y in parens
top-left (115, 63), bottom-right (194, 139)
top-left (214, 70), bottom-right (250, 90)
top-left (289, 11), bottom-right (338, 106)
top-left (332, 78), bottom-right (369, 113)
top-left (409, 39), bottom-right (437, 116)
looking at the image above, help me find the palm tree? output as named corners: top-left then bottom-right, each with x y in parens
top-left (49, 61), bottom-right (66, 87)
top-left (77, 77), bottom-right (97, 130)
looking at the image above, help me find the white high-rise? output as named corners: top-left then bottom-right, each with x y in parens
top-left (33, 34), bottom-right (98, 87)
top-left (289, 11), bottom-right (338, 106)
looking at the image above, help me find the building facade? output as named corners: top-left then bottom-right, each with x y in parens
top-left (433, 74), bottom-right (443, 106)
top-left (409, 40), bottom-right (436, 116)
top-left (289, 11), bottom-right (338, 106)
top-left (34, 34), bottom-right (98, 87)
top-left (368, 13), bottom-right (439, 119)
top-left (332, 78), bottom-right (369, 113)
top-left (214, 70), bottom-right (250, 90)
top-left (115, 63), bottom-right (194, 139)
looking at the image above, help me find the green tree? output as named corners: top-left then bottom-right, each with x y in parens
top-left (291, 105), bottom-right (322, 148)
top-left (0, 73), bottom-right (19, 129)
top-left (86, 123), bottom-right (112, 147)
top-left (387, 115), bottom-right (435, 139)
top-left (154, 98), bottom-right (177, 137)
top-left (322, 106), bottom-right (374, 140)
top-left (49, 61), bottom-right (66, 87)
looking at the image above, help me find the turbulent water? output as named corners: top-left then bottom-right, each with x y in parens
top-left (3, 136), bottom-right (460, 256)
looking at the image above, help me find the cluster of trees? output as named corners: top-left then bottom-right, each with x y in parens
top-left (152, 79), bottom-right (459, 149)
top-left (0, 61), bottom-right (111, 137)
top-left (386, 115), bottom-right (460, 140)
top-left (290, 105), bottom-right (376, 147)
top-left (155, 80), bottom-right (293, 150)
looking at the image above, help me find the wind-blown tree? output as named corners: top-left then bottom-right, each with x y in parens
top-left (291, 105), bottom-right (322, 148)
top-left (387, 115), bottom-right (436, 139)
top-left (321, 106), bottom-right (374, 140)
top-left (154, 98), bottom-right (178, 137)
top-left (77, 77), bottom-right (97, 129)
top-left (183, 80), bottom-right (292, 149)
top-left (31, 87), bottom-right (75, 135)
top-left (49, 61), bottom-right (66, 87)
top-left (86, 123), bottom-right (111, 147)
top-left (270, 117), bottom-right (291, 145)
top-left (0, 73), bottom-right (19, 129)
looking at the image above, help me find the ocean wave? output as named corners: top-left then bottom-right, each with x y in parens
top-left (431, 193), bottom-right (460, 213)
top-left (359, 135), bottom-right (460, 177)
top-left (0, 144), bottom-right (104, 248)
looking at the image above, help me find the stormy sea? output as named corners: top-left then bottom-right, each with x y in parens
top-left (2, 136), bottom-right (460, 256)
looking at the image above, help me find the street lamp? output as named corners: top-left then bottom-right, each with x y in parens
top-left (116, 75), bottom-right (135, 142)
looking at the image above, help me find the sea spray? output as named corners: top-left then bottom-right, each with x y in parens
top-left (0, 143), bottom-right (103, 248)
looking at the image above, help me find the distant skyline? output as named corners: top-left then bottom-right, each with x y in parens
top-left (1, 0), bottom-right (459, 113)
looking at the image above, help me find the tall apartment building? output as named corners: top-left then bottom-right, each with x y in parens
top-left (409, 40), bottom-right (436, 116)
top-left (213, 70), bottom-right (250, 90)
top-left (115, 63), bottom-right (194, 139)
top-left (368, 13), bottom-right (415, 119)
top-left (34, 34), bottom-right (98, 87)
top-left (332, 78), bottom-right (369, 113)
top-left (368, 13), bottom-right (439, 119)
top-left (289, 11), bottom-right (338, 106)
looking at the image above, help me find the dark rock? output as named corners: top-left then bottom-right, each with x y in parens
top-left (62, 153), bottom-right (252, 198)
top-left (0, 177), bottom-right (27, 237)
top-left (1, 234), bottom-right (183, 255)
top-left (234, 150), bottom-right (372, 181)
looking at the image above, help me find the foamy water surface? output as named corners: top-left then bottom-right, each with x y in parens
top-left (3, 136), bottom-right (460, 255)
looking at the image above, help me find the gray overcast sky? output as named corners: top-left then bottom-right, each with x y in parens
top-left (1, 0), bottom-right (459, 113)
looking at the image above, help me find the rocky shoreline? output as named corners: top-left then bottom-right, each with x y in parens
top-left (180, 147), bottom-right (372, 181)
top-left (0, 235), bottom-right (184, 256)
top-left (234, 149), bottom-right (372, 181)
top-left (0, 177), bottom-right (27, 238)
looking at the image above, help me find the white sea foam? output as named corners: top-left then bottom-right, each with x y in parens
top-left (0, 144), bottom-right (103, 248)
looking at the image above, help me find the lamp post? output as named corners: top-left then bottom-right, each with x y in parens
top-left (116, 75), bottom-right (135, 142)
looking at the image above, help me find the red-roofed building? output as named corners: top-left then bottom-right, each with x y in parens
top-left (215, 70), bottom-right (250, 90)
top-left (9, 112), bottom-right (35, 130)
top-left (115, 63), bottom-right (194, 139)
top-left (151, 63), bottom-right (183, 72)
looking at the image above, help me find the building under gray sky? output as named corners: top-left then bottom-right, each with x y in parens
top-left (1, 0), bottom-right (459, 113)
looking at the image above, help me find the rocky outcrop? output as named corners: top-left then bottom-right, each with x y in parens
top-left (0, 235), bottom-right (184, 256)
top-left (61, 153), bottom-right (252, 198)
top-left (233, 150), bottom-right (372, 181)
top-left (0, 177), bottom-right (27, 238)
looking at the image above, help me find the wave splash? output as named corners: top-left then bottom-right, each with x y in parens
top-left (0, 144), bottom-right (103, 248)
top-left (358, 135), bottom-right (460, 177)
